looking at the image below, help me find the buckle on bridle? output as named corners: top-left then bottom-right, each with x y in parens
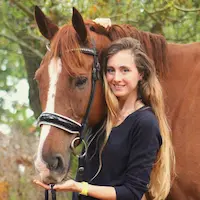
top-left (70, 137), bottom-right (87, 158)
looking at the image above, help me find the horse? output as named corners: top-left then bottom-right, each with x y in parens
top-left (34, 6), bottom-right (200, 200)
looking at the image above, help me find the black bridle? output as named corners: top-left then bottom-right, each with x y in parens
top-left (37, 39), bottom-right (101, 200)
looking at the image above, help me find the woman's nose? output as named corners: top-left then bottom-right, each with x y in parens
top-left (113, 72), bottom-right (122, 82)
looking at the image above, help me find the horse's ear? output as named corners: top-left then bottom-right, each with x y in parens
top-left (34, 6), bottom-right (59, 40)
top-left (72, 7), bottom-right (87, 43)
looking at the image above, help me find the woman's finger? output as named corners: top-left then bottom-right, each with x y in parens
top-left (53, 180), bottom-right (75, 191)
top-left (33, 180), bottom-right (50, 190)
top-left (53, 182), bottom-right (70, 190)
top-left (53, 184), bottom-right (62, 190)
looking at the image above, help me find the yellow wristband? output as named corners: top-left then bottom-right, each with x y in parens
top-left (79, 182), bottom-right (88, 196)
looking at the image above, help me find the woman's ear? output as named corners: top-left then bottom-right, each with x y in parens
top-left (139, 72), bottom-right (144, 80)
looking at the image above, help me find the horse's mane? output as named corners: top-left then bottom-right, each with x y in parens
top-left (106, 24), bottom-right (168, 76)
top-left (50, 22), bottom-right (168, 77)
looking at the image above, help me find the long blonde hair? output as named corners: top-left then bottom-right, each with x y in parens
top-left (103, 37), bottom-right (175, 200)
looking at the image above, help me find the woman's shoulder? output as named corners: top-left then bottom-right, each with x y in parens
top-left (129, 106), bottom-right (158, 125)
top-left (129, 106), bottom-right (161, 142)
top-left (113, 106), bottom-right (158, 133)
top-left (135, 106), bottom-right (158, 125)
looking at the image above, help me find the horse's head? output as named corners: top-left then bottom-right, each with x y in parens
top-left (34, 6), bottom-right (111, 184)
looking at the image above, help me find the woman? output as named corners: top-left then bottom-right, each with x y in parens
top-left (34, 37), bottom-right (175, 200)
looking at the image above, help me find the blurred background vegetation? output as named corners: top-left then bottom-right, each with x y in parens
top-left (0, 0), bottom-right (200, 199)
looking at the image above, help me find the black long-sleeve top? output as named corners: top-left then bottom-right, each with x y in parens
top-left (73, 106), bottom-right (162, 200)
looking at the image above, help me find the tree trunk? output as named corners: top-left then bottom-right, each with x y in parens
top-left (18, 34), bottom-right (43, 118)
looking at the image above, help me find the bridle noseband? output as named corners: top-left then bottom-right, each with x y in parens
top-left (37, 39), bottom-right (101, 200)
top-left (38, 112), bottom-right (81, 134)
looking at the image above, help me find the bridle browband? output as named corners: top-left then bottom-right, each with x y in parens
top-left (38, 39), bottom-right (101, 200)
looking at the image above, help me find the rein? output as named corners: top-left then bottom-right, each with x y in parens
top-left (38, 39), bottom-right (100, 200)
top-left (45, 184), bottom-right (56, 200)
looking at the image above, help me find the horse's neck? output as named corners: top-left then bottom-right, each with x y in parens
top-left (86, 119), bottom-right (106, 144)
top-left (162, 42), bottom-right (200, 122)
top-left (91, 118), bottom-right (106, 133)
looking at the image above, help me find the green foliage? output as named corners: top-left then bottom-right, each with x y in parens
top-left (0, 1), bottom-right (38, 131)
top-left (0, 0), bottom-right (200, 199)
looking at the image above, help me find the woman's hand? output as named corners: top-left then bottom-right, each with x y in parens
top-left (33, 180), bottom-right (117, 200)
top-left (33, 179), bottom-right (82, 192)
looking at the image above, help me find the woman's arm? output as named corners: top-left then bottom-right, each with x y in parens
top-left (33, 179), bottom-right (116, 200)
top-left (113, 113), bottom-right (162, 200)
top-left (75, 181), bottom-right (116, 200)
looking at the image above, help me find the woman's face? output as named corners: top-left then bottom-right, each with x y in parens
top-left (106, 49), bottom-right (142, 101)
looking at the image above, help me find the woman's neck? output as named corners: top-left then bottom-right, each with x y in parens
top-left (115, 91), bottom-right (144, 125)
top-left (118, 90), bottom-right (138, 112)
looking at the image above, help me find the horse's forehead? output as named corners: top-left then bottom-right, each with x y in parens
top-left (38, 24), bottom-right (102, 77)
top-left (39, 56), bottom-right (93, 78)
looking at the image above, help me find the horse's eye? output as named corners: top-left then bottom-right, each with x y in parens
top-left (75, 77), bottom-right (87, 87)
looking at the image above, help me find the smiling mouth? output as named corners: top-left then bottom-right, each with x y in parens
top-left (113, 85), bottom-right (125, 89)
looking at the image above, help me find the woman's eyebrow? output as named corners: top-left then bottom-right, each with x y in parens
top-left (107, 65), bottom-right (114, 68)
top-left (119, 65), bottom-right (130, 68)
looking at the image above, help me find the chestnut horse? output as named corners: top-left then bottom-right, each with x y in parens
top-left (34, 6), bottom-right (200, 200)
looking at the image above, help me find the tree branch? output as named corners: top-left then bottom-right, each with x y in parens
top-left (10, 0), bottom-right (34, 19)
top-left (173, 4), bottom-right (200, 12)
top-left (110, 7), bottom-right (139, 19)
top-left (3, 20), bottom-right (17, 35)
top-left (0, 47), bottom-right (35, 57)
top-left (166, 26), bottom-right (198, 42)
top-left (143, 8), bottom-right (163, 25)
top-left (0, 47), bottom-right (22, 55)
top-left (0, 34), bottom-right (43, 59)
top-left (28, 33), bottom-right (47, 43)
top-left (143, 4), bottom-right (171, 14)
top-left (120, 19), bottom-right (139, 24)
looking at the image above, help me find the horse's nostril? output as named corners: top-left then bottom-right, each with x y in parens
top-left (48, 154), bottom-right (64, 173)
top-left (51, 158), bottom-right (58, 170)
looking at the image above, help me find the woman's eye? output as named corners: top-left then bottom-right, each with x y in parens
top-left (122, 68), bottom-right (130, 72)
top-left (106, 68), bottom-right (114, 73)
top-left (75, 77), bottom-right (87, 87)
